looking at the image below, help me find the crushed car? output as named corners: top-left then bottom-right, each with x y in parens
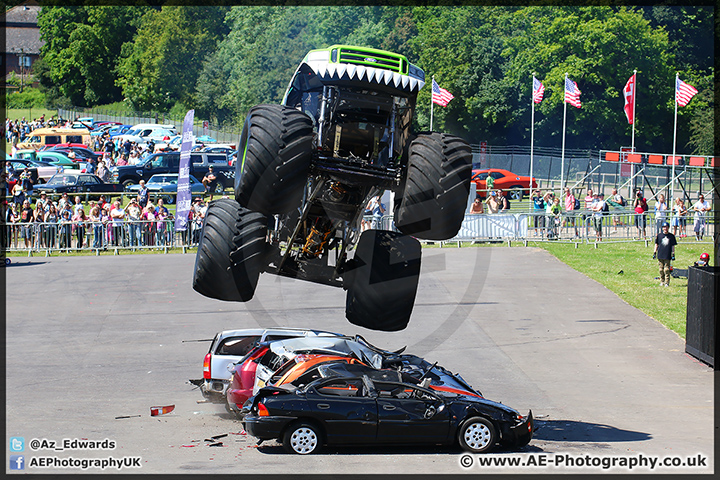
top-left (242, 372), bottom-right (533, 454)
top-left (193, 45), bottom-right (472, 331)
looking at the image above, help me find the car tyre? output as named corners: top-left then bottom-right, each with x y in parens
top-left (344, 230), bottom-right (421, 331)
top-left (283, 421), bottom-right (322, 455)
top-left (122, 179), bottom-right (137, 188)
top-left (508, 186), bottom-right (524, 201)
top-left (192, 199), bottom-right (268, 301)
top-left (394, 132), bottom-right (472, 240)
top-left (235, 104), bottom-right (313, 216)
top-left (458, 416), bottom-right (497, 453)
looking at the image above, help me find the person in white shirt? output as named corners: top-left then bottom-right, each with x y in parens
top-left (692, 194), bottom-right (711, 240)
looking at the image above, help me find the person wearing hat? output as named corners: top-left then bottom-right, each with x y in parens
top-left (653, 221), bottom-right (677, 287)
top-left (694, 253), bottom-right (710, 267)
top-left (202, 166), bottom-right (218, 200)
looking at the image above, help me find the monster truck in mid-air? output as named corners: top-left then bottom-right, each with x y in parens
top-left (193, 45), bottom-right (472, 331)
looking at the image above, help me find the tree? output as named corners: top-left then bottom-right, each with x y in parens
top-left (116, 6), bottom-right (229, 112)
top-left (37, 6), bottom-right (147, 107)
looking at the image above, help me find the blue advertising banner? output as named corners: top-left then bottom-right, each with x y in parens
top-left (174, 109), bottom-right (194, 231)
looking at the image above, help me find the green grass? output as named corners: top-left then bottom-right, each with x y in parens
top-left (7, 108), bottom-right (59, 122)
top-left (535, 240), bottom-right (710, 338)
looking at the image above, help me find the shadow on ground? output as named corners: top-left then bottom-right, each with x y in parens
top-left (533, 419), bottom-right (651, 443)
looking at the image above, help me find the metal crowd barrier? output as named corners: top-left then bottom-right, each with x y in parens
top-left (3, 219), bottom-right (205, 254)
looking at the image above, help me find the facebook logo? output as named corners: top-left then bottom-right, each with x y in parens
top-left (10, 455), bottom-right (24, 470)
top-left (10, 437), bottom-right (24, 452)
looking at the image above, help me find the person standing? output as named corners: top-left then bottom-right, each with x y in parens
top-left (366, 196), bottom-right (385, 229)
top-left (485, 174), bottom-right (494, 196)
top-left (590, 192), bottom-right (605, 242)
top-left (654, 193), bottom-right (668, 234)
top-left (653, 221), bottom-right (677, 287)
top-left (692, 194), bottom-right (711, 241)
top-left (633, 190), bottom-right (648, 239)
top-left (532, 189), bottom-right (545, 235)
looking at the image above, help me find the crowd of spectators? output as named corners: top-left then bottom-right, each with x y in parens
top-left (1, 188), bottom-right (210, 251)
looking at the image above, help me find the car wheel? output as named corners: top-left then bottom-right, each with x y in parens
top-left (283, 421), bottom-right (322, 455)
top-left (235, 104), bottom-right (313, 216)
top-left (163, 194), bottom-right (174, 205)
top-left (458, 416), bottom-right (497, 453)
top-left (344, 230), bottom-right (421, 331)
top-left (394, 133), bottom-right (472, 240)
top-left (192, 199), bottom-right (268, 302)
top-left (508, 186), bottom-right (524, 201)
top-left (122, 179), bottom-right (137, 188)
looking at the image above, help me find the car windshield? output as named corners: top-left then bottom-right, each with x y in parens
top-left (47, 175), bottom-right (77, 186)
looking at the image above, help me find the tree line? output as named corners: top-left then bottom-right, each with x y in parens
top-left (34, 5), bottom-right (713, 155)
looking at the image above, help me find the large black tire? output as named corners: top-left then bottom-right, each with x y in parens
top-left (458, 416), bottom-right (497, 453)
top-left (394, 133), bottom-right (472, 240)
top-left (344, 230), bottom-right (421, 331)
top-left (192, 199), bottom-right (267, 302)
top-left (235, 104), bottom-right (313, 216)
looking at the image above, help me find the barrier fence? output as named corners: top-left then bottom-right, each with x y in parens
top-left (4, 209), bottom-right (716, 255)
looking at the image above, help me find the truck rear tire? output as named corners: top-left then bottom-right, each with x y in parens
top-left (235, 104), bottom-right (313, 216)
top-left (193, 199), bottom-right (267, 302)
top-left (394, 133), bottom-right (472, 240)
top-left (344, 230), bottom-right (421, 331)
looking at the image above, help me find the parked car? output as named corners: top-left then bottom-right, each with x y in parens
top-left (49, 144), bottom-right (102, 162)
top-left (33, 173), bottom-right (124, 198)
top-left (110, 151), bottom-right (234, 189)
top-left (107, 125), bottom-right (134, 138)
top-left (472, 169), bottom-right (538, 200)
top-left (124, 174), bottom-right (206, 204)
top-left (198, 328), bottom-right (342, 407)
top-left (242, 372), bottom-right (533, 454)
top-left (6, 157), bottom-right (62, 183)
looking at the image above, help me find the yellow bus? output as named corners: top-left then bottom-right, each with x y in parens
top-left (17, 127), bottom-right (92, 150)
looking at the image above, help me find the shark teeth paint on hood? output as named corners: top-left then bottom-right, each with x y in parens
top-left (305, 60), bottom-right (425, 92)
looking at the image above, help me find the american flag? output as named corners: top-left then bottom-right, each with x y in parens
top-left (532, 76), bottom-right (544, 104)
top-left (564, 77), bottom-right (581, 108)
top-left (675, 77), bottom-right (698, 107)
top-left (432, 79), bottom-right (454, 107)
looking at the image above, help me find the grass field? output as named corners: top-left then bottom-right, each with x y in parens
top-left (7, 108), bottom-right (59, 122)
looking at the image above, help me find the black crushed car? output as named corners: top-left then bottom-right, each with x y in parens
top-left (242, 372), bottom-right (532, 454)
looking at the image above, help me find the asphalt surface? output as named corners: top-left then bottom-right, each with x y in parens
top-left (5, 247), bottom-right (714, 474)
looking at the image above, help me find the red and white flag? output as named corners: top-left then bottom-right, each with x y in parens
top-left (432, 79), bottom-right (454, 107)
top-left (623, 73), bottom-right (636, 124)
top-left (675, 77), bottom-right (698, 107)
top-left (532, 76), bottom-right (544, 104)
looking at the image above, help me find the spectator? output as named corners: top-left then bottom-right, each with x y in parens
top-left (607, 188), bottom-right (626, 231)
top-left (110, 200), bottom-right (126, 247)
top-left (44, 203), bottom-right (58, 249)
top-left (36, 192), bottom-right (49, 212)
top-left (11, 180), bottom-right (25, 207)
top-left (469, 196), bottom-right (484, 214)
top-left (366, 196), bottom-right (385, 229)
top-left (20, 167), bottom-right (34, 194)
top-left (677, 198), bottom-right (688, 238)
top-left (563, 188), bottom-right (579, 237)
top-left (155, 198), bottom-right (169, 245)
top-left (72, 207), bottom-right (87, 250)
top-left (532, 189), bottom-right (545, 234)
top-left (191, 198), bottom-right (207, 244)
top-left (33, 202), bottom-right (45, 249)
top-left (59, 209), bottom-right (73, 249)
top-left (142, 202), bottom-right (157, 247)
top-left (126, 198), bottom-right (142, 246)
top-left (584, 188), bottom-right (594, 210)
top-left (137, 180), bottom-right (149, 208)
top-left (96, 161), bottom-right (110, 183)
top-left (97, 194), bottom-right (108, 211)
top-left (692, 194), bottom-right (710, 241)
top-left (498, 190), bottom-right (510, 211)
top-left (58, 192), bottom-right (72, 211)
top-left (591, 192), bottom-right (605, 242)
top-left (7, 202), bottom-right (20, 248)
top-left (484, 191), bottom-right (500, 214)
top-left (653, 221), bottom-right (677, 287)
top-left (485, 174), bottom-right (495, 196)
top-left (654, 193), bottom-right (668, 234)
top-left (73, 196), bottom-right (84, 214)
top-left (19, 199), bottom-right (34, 248)
top-left (694, 252), bottom-right (710, 267)
top-left (547, 197), bottom-right (562, 239)
top-left (101, 203), bottom-right (112, 247)
top-left (632, 190), bottom-right (648, 239)
top-left (202, 166), bottom-right (218, 200)
top-left (89, 203), bottom-right (103, 249)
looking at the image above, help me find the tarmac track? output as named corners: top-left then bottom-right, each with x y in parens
top-left (4, 247), bottom-right (714, 474)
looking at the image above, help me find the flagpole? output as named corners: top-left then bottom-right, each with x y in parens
top-left (671, 72), bottom-right (678, 203)
top-left (631, 69), bottom-right (637, 152)
top-left (530, 75), bottom-right (535, 213)
top-left (430, 75), bottom-right (435, 131)
top-left (561, 73), bottom-right (568, 191)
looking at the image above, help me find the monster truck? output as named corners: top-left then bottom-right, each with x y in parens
top-left (193, 45), bottom-right (472, 331)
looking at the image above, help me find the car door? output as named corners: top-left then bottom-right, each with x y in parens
top-left (307, 378), bottom-right (377, 445)
top-left (78, 175), bottom-right (101, 192)
top-left (374, 381), bottom-right (450, 444)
